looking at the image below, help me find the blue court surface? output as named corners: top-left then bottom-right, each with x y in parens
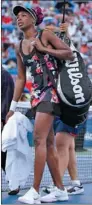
top-left (2, 183), bottom-right (92, 204)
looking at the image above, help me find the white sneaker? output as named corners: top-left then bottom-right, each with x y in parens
top-left (67, 184), bottom-right (84, 195)
top-left (18, 187), bottom-right (41, 204)
top-left (42, 185), bottom-right (55, 193)
top-left (41, 186), bottom-right (68, 202)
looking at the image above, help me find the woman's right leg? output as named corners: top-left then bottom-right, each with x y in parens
top-left (68, 138), bottom-right (78, 180)
top-left (47, 128), bottom-right (64, 189)
top-left (67, 139), bottom-right (84, 195)
top-left (56, 132), bottom-right (72, 178)
top-left (33, 112), bottom-right (54, 192)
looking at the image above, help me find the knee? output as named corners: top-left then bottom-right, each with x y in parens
top-left (33, 128), bottom-right (46, 147)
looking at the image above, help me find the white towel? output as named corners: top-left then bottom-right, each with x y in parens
top-left (2, 112), bottom-right (34, 190)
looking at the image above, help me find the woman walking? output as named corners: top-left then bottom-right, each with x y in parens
top-left (6, 5), bottom-right (74, 204)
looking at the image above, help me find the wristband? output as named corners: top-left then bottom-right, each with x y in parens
top-left (9, 100), bottom-right (17, 112)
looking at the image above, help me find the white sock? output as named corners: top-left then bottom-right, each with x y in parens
top-left (71, 180), bottom-right (81, 186)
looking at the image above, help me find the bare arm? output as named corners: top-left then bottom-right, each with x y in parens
top-left (41, 30), bottom-right (74, 60)
top-left (12, 45), bottom-right (26, 102)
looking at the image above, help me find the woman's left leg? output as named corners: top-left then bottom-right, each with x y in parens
top-left (33, 112), bottom-right (54, 192)
top-left (47, 128), bottom-right (64, 189)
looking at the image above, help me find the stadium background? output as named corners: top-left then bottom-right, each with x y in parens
top-left (1, 0), bottom-right (92, 191)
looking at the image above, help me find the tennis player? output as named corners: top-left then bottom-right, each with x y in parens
top-left (6, 5), bottom-right (74, 204)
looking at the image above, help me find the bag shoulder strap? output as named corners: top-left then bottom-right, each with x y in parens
top-left (36, 50), bottom-right (57, 89)
top-left (37, 30), bottom-right (57, 89)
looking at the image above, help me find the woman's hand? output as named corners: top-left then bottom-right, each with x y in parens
top-left (59, 23), bottom-right (68, 33)
top-left (34, 39), bottom-right (45, 52)
top-left (6, 111), bottom-right (14, 123)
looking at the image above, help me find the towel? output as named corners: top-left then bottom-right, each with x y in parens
top-left (2, 112), bottom-right (34, 190)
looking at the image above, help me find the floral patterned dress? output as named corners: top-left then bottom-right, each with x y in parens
top-left (20, 40), bottom-right (60, 109)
